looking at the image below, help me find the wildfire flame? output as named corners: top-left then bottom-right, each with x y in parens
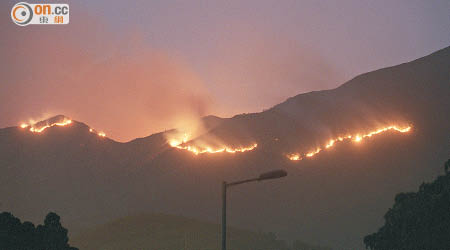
top-left (20, 118), bottom-right (73, 133)
top-left (287, 125), bottom-right (412, 161)
top-left (87, 126), bottom-right (106, 137)
top-left (169, 133), bottom-right (190, 147)
top-left (168, 133), bottom-right (257, 155)
top-left (172, 143), bottom-right (258, 155)
top-left (20, 117), bottom-right (106, 138)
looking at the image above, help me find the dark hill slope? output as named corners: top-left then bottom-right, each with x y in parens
top-left (71, 213), bottom-right (296, 250)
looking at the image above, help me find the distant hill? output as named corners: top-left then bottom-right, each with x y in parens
top-left (0, 46), bottom-right (449, 249)
top-left (71, 213), bottom-right (294, 250)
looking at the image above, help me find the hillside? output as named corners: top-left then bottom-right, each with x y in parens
top-left (71, 213), bottom-right (296, 250)
top-left (0, 46), bottom-right (449, 249)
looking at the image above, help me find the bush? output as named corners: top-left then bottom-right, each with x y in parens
top-left (364, 159), bottom-right (450, 250)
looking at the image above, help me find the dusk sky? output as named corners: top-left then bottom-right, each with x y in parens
top-left (2, 0), bottom-right (449, 141)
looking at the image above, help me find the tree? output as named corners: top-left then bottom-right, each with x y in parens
top-left (0, 212), bottom-right (25, 249)
top-left (37, 212), bottom-right (72, 250)
top-left (0, 211), bottom-right (78, 250)
top-left (364, 159), bottom-right (450, 250)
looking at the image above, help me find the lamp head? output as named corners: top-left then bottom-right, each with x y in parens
top-left (258, 169), bottom-right (287, 181)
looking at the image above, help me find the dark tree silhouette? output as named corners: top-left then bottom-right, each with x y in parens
top-left (364, 159), bottom-right (450, 250)
top-left (0, 212), bottom-right (78, 250)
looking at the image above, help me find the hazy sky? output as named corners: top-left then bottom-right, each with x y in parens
top-left (1, 0), bottom-right (449, 141)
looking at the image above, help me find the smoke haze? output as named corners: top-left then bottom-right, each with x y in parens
top-left (1, 6), bottom-right (212, 141)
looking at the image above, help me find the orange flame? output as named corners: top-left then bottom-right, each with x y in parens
top-left (20, 117), bottom-right (106, 138)
top-left (287, 125), bottom-right (411, 161)
top-left (306, 148), bottom-right (321, 157)
top-left (168, 133), bottom-right (257, 155)
top-left (288, 154), bottom-right (302, 161)
top-left (169, 133), bottom-right (190, 147)
top-left (172, 143), bottom-right (258, 155)
top-left (21, 118), bottom-right (73, 133)
top-left (88, 127), bottom-right (106, 137)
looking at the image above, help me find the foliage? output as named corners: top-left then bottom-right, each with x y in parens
top-left (364, 159), bottom-right (450, 250)
top-left (0, 212), bottom-right (78, 250)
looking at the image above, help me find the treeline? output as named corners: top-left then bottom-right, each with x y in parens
top-left (364, 159), bottom-right (450, 250)
top-left (0, 212), bottom-right (78, 250)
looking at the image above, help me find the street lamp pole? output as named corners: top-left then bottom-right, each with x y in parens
top-left (221, 181), bottom-right (227, 250)
top-left (221, 169), bottom-right (287, 250)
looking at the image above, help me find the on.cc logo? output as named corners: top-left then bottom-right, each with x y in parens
top-left (11, 2), bottom-right (33, 26)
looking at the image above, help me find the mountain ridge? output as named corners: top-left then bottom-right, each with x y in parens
top-left (4, 46), bottom-right (448, 146)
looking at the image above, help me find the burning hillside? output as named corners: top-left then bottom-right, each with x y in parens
top-left (19, 115), bottom-right (106, 138)
top-left (20, 115), bottom-right (73, 133)
top-left (287, 125), bottom-right (412, 161)
top-left (172, 142), bottom-right (258, 155)
top-left (165, 120), bottom-right (412, 158)
top-left (17, 115), bottom-right (413, 160)
top-left (167, 131), bottom-right (258, 155)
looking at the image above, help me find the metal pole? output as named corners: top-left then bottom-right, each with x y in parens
top-left (221, 181), bottom-right (227, 250)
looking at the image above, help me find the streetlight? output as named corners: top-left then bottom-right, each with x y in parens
top-left (221, 169), bottom-right (287, 250)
